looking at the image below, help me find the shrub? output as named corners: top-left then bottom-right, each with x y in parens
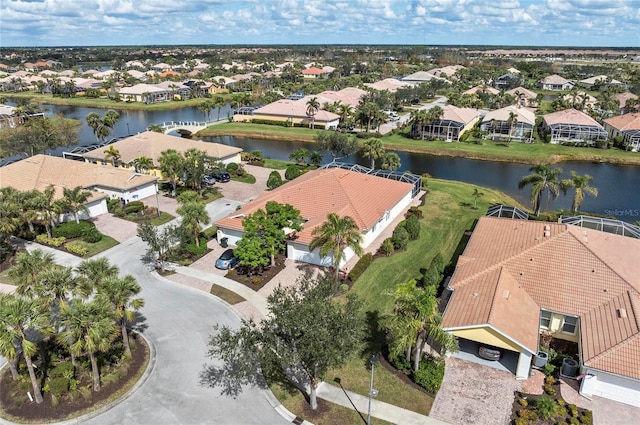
top-left (579, 411), bottom-right (592, 425)
top-left (380, 238), bottom-right (394, 256)
top-left (251, 277), bottom-right (261, 285)
top-left (544, 383), bottom-right (557, 396)
top-left (185, 238), bottom-right (208, 256)
top-left (202, 226), bottom-right (217, 240)
top-left (390, 355), bottom-right (411, 372)
top-left (284, 164), bottom-right (302, 180)
top-left (226, 162), bottom-right (239, 174)
top-left (518, 398), bottom-right (528, 407)
top-left (544, 362), bottom-right (556, 376)
top-left (339, 283), bottom-right (349, 293)
top-left (404, 206), bottom-right (423, 219)
top-left (113, 207), bottom-right (125, 218)
top-left (517, 409), bottom-right (538, 421)
top-left (267, 170), bottom-right (283, 189)
top-left (125, 202), bottom-right (144, 214)
top-left (53, 221), bottom-right (95, 239)
top-left (557, 397), bottom-right (566, 407)
top-left (66, 242), bottom-right (89, 256)
top-left (82, 228), bottom-right (103, 243)
top-left (348, 253), bottom-right (373, 282)
top-left (48, 377), bottom-right (69, 396)
top-left (545, 375), bottom-right (556, 386)
top-left (535, 394), bottom-right (559, 420)
top-left (569, 418), bottom-right (580, 425)
top-left (391, 225), bottom-right (409, 251)
top-left (107, 198), bottom-right (120, 212)
top-left (49, 362), bottom-right (74, 378)
top-left (567, 404), bottom-right (578, 417)
top-left (404, 215), bottom-right (420, 240)
top-left (36, 235), bottom-right (66, 247)
top-left (413, 355), bottom-right (445, 394)
top-left (513, 418), bottom-right (527, 425)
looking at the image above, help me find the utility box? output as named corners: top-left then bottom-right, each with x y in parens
top-left (220, 237), bottom-right (228, 248)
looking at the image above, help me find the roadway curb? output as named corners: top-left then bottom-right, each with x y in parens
top-left (151, 269), bottom-right (312, 424)
top-left (0, 332), bottom-right (157, 425)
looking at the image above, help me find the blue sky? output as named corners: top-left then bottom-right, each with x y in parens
top-left (1, 0), bottom-right (639, 47)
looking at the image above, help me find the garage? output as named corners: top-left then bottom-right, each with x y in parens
top-left (581, 368), bottom-right (640, 408)
top-left (451, 338), bottom-right (519, 375)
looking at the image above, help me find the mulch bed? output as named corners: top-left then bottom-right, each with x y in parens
top-left (223, 253), bottom-right (287, 291)
top-left (0, 334), bottom-right (149, 423)
top-left (377, 353), bottom-right (436, 397)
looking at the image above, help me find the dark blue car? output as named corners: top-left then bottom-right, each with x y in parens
top-left (215, 249), bottom-right (239, 270)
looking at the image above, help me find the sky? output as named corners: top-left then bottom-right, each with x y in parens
top-left (1, 0), bottom-right (639, 48)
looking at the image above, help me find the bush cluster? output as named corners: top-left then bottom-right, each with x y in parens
top-left (413, 355), bottom-right (445, 394)
top-left (66, 242), bottom-right (89, 256)
top-left (53, 221), bottom-right (95, 239)
top-left (124, 201), bottom-right (145, 214)
top-left (391, 225), bottom-right (409, 250)
top-left (36, 235), bottom-right (66, 247)
top-left (250, 118), bottom-right (290, 127)
top-left (379, 237), bottom-right (394, 256)
top-left (82, 228), bottom-right (103, 243)
top-left (404, 215), bottom-right (421, 240)
top-left (185, 237), bottom-right (208, 256)
top-left (347, 253), bottom-right (373, 282)
top-left (284, 164), bottom-right (302, 180)
top-left (267, 170), bottom-right (283, 189)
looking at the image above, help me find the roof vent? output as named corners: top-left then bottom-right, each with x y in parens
top-left (472, 292), bottom-right (479, 297)
top-left (618, 308), bottom-right (627, 318)
top-left (503, 290), bottom-right (510, 299)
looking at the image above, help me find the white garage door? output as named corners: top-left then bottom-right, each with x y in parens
top-left (589, 371), bottom-right (640, 407)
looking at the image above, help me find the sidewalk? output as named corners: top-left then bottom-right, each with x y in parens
top-left (316, 382), bottom-right (447, 425)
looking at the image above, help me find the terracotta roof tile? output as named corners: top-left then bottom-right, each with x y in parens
top-left (543, 108), bottom-right (604, 128)
top-left (82, 131), bottom-right (242, 165)
top-left (215, 168), bottom-right (413, 245)
top-left (443, 216), bottom-right (640, 379)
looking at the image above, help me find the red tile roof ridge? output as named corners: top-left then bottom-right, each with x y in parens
top-left (567, 226), bottom-right (640, 297)
top-left (449, 220), bottom-right (569, 289)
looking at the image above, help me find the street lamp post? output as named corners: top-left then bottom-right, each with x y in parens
top-left (367, 355), bottom-right (378, 425)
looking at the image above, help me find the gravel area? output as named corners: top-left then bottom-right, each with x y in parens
top-left (429, 357), bottom-right (522, 425)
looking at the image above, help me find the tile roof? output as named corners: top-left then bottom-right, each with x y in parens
top-left (506, 87), bottom-right (538, 99)
top-left (482, 105), bottom-right (536, 126)
top-left (0, 154), bottom-right (157, 201)
top-left (364, 78), bottom-right (413, 92)
top-left (543, 108), bottom-right (604, 128)
top-left (614, 92), bottom-right (638, 108)
top-left (604, 113), bottom-right (640, 131)
top-left (462, 85), bottom-right (499, 95)
top-left (442, 216), bottom-right (640, 378)
top-left (440, 105), bottom-right (480, 125)
top-left (540, 74), bottom-right (572, 85)
top-left (253, 99), bottom-right (340, 122)
top-left (82, 131), bottom-right (242, 165)
top-left (215, 168), bottom-right (413, 245)
top-left (315, 87), bottom-right (368, 107)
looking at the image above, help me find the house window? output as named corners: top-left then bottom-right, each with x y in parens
top-left (540, 310), bottom-right (552, 329)
top-left (562, 316), bottom-right (578, 334)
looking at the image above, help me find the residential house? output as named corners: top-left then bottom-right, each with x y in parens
top-left (558, 92), bottom-right (598, 111)
top-left (426, 65), bottom-right (465, 79)
top-left (81, 131), bottom-right (243, 174)
top-left (301, 67), bottom-right (330, 79)
top-left (480, 105), bottom-right (536, 142)
top-left (579, 75), bottom-right (625, 90)
top-left (537, 74), bottom-right (574, 91)
top-left (462, 85), bottom-right (499, 96)
top-left (117, 83), bottom-right (171, 103)
top-left (542, 109), bottom-right (607, 144)
top-left (614, 92), bottom-right (639, 115)
top-left (506, 87), bottom-right (539, 107)
top-left (234, 98), bottom-right (340, 129)
top-left (603, 113), bottom-right (640, 152)
top-left (215, 166), bottom-right (418, 268)
top-left (401, 71), bottom-right (447, 84)
top-left (493, 73), bottom-right (523, 90)
top-left (411, 105), bottom-right (480, 141)
top-left (441, 216), bottom-right (640, 408)
top-left (0, 154), bottom-right (159, 217)
top-left (314, 87), bottom-right (368, 108)
top-left (364, 78), bottom-right (413, 93)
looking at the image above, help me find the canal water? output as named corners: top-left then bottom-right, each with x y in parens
top-left (9, 102), bottom-right (640, 221)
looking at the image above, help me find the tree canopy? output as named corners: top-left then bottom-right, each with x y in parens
top-left (206, 274), bottom-right (364, 410)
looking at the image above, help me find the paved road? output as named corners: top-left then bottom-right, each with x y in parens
top-left (1, 213), bottom-right (289, 425)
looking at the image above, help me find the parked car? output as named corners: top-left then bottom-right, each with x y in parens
top-left (478, 344), bottom-right (502, 361)
top-left (209, 171), bottom-right (230, 183)
top-left (215, 249), bottom-right (239, 270)
top-left (201, 175), bottom-right (216, 186)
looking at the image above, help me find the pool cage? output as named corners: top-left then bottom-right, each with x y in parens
top-left (411, 120), bottom-right (464, 141)
top-left (546, 122), bottom-right (608, 144)
top-left (320, 162), bottom-right (422, 198)
top-left (560, 215), bottom-right (640, 239)
top-left (486, 205), bottom-right (529, 220)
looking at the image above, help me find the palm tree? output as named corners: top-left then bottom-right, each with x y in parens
top-left (381, 152), bottom-right (401, 171)
top-left (309, 213), bottom-right (363, 278)
top-left (37, 265), bottom-right (77, 311)
top-left (103, 146), bottom-right (121, 167)
top-left (103, 109), bottom-right (120, 136)
top-left (0, 294), bottom-right (20, 380)
top-left (9, 248), bottom-right (56, 298)
top-left (36, 185), bottom-right (61, 238)
top-left (566, 171), bottom-right (598, 213)
top-left (361, 138), bottom-right (385, 169)
top-left (0, 188), bottom-right (22, 244)
top-left (472, 188), bottom-right (484, 209)
top-left (308, 150), bottom-right (323, 167)
top-left (409, 109), bottom-right (427, 140)
top-left (506, 111), bottom-right (518, 140)
top-left (58, 298), bottom-right (117, 392)
top-left (213, 95), bottom-right (226, 121)
top-left (148, 123), bottom-right (164, 133)
top-left (518, 163), bottom-right (566, 216)
top-left (61, 186), bottom-right (91, 223)
top-left (176, 192), bottom-right (210, 247)
top-left (2, 294), bottom-right (52, 403)
top-left (75, 258), bottom-right (120, 296)
top-left (158, 149), bottom-right (184, 196)
top-left (198, 99), bottom-right (215, 121)
top-left (97, 275), bottom-right (144, 358)
top-left (133, 156), bottom-right (154, 174)
top-left (306, 96), bottom-right (320, 129)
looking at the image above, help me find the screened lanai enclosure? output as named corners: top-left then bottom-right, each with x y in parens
top-left (545, 122), bottom-right (608, 144)
top-left (411, 120), bottom-right (464, 141)
top-left (480, 120), bottom-right (534, 142)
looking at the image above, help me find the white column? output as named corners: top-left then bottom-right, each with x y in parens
top-left (516, 351), bottom-right (533, 379)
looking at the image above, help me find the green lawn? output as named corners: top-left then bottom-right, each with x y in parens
top-left (210, 285), bottom-right (246, 305)
top-left (198, 122), bottom-right (319, 142)
top-left (68, 235), bottom-right (120, 257)
top-left (231, 173), bottom-right (256, 184)
top-left (349, 178), bottom-right (526, 315)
